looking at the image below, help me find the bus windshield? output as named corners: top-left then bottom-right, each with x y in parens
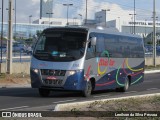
top-left (33, 30), bottom-right (87, 62)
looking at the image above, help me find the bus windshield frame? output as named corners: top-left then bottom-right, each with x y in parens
top-left (33, 30), bottom-right (88, 62)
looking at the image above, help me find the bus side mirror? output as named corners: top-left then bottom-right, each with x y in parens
top-left (91, 37), bottom-right (97, 46)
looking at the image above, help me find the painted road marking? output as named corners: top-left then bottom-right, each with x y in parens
top-left (147, 88), bottom-right (159, 91)
top-left (124, 91), bottom-right (137, 94)
top-left (53, 99), bottom-right (77, 104)
top-left (0, 106), bottom-right (29, 111)
top-left (93, 94), bottom-right (110, 98)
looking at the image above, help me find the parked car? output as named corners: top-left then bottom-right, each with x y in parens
top-left (0, 46), bottom-right (7, 53)
top-left (145, 52), bottom-right (153, 57)
top-left (13, 44), bottom-right (26, 52)
top-left (26, 46), bottom-right (33, 55)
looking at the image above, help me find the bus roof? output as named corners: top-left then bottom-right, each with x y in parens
top-left (43, 26), bottom-right (142, 39)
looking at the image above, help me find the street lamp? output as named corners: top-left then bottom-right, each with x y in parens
top-left (78, 14), bottom-right (82, 25)
top-left (118, 17), bottom-right (120, 31)
top-left (73, 17), bottom-right (77, 25)
top-left (129, 14), bottom-right (136, 34)
top-left (14, 0), bottom-right (17, 40)
top-left (145, 19), bottom-right (147, 38)
top-left (129, 14), bottom-right (133, 34)
top-left (29, 15), bottom-right (32, 24)
top-left (29, 15), bottom-right (32, 38)
top-left (133, 0), bottom-right (136, 34)
top-left (63, 4), bottom-right (73, 25)
top-left (46, 12), bottom-right (53, 27)
top-left (101, 9), bottom-right (110, 27)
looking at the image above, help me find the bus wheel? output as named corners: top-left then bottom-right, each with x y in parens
top-left (39, 88), bottom-right (50, 97)
top-left (82, 80), bottom-right (92, 97)
top-left (116, 77), bottom-right (129, 92)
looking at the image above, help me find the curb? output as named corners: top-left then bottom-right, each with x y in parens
top-left (144, 70), bottom-right (160, 74)
top-left (0, 84), bottom-right (31, 88)
top-left (54, 93), bottom-right (160, 111)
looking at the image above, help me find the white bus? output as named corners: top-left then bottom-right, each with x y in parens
top-left (30, 26), bottom-right (145, 97)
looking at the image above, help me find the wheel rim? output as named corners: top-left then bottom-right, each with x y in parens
top-left (125, 79), bottom-right (129, 90)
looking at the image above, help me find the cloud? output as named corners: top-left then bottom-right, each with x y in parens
top-left (68, 0), bottom-right (133, 21)
top-left (15, 0), bottom-right (40, 23)
top-left (52, 3), bottom-right (66, 18)
top-left (31, 0), bottom-right (40, 5)
top-left (1, 0), bottom-right (140, 23)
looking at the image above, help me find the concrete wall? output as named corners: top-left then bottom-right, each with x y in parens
top-left (145, 57), bottom-right (160, 66)
top-left (1, 58), bottom-right (160, 74)
top-left (1, 62), bottom-right (30, 74)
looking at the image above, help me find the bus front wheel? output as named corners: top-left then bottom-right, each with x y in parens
top-left (82, 80), bottom-right (92, 97)
top-left (39, 88), bottom-right (50, 97)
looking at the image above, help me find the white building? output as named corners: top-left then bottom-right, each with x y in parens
top-left (33, 18), bottom-right (82, 26)
top-left (40, 0), bottom-right (54, 19)
top-left (91, 10), bottom-right (160, 38)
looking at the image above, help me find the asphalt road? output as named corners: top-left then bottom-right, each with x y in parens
top-left (0, 73), bottom-right (159, 111)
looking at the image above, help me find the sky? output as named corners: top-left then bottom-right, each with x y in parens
top-left (0, 0), bottom-right (160, 23)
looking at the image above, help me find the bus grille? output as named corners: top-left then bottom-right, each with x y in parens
top-left (41, 69), bottom-right (66, 76)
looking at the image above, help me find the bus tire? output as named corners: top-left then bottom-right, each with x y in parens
top-left (82, 80), bottom-right (92, 97)
top-left (39, 88), bottom-right (50, 97)
top-left (116, 77), bottom-right (129, 92)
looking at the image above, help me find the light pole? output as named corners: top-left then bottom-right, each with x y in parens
top-left (133, 0), bottom-right (136, 34)
top-left (63, 4), bottom-right (73, 25)
top-left (118, 17), bottom-right (120, 31)
top-left (101, 9), bottom-right (110, 27)
top-left (46, 12), bottom-right (53, 27)
top-left (85, 0), bottom-right (87, 24)
top-left (129, 14), bottom-right (134, 34)
top-left (145, 19), bottom-right (147, 38)
top-left (78, 14), bottom-right (82, 25)
top-left (29, 15), bottom-right (32, 24)
top-left (14, 0), bottom-right (16, 40)
top-left (29, 15), bottom-right (32, 38)
top-left (73, 17), bottom-right (77, 25)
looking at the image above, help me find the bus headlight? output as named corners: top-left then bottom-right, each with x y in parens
top-left (33, 69), bottom-right (39, 73)
top-left (69, 71), bottom-right (76, 75)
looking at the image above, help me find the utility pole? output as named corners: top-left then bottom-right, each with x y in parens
top-left (15, 0), bottom-right (17, 40)
top-left (7, 0), bottom-right (13, 74)
top-left (46, 12), bottom-right (53, 27)
top-left (133, 0), bottom-right (136, 34)
top-left (85, 0), bottom-right (87, 24)
top-left (0, 0), bottom-right (4, 74)
top-left (129, 14), bottom-right (134, 34)
top-left (145, 19), bottom-right (147, 38)
top-left (153, 0), bottom-right (156, 67)
top-left (29, 15), bottom-right (32, 38)
top-left (118, 17), bottom-right (120, 31)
